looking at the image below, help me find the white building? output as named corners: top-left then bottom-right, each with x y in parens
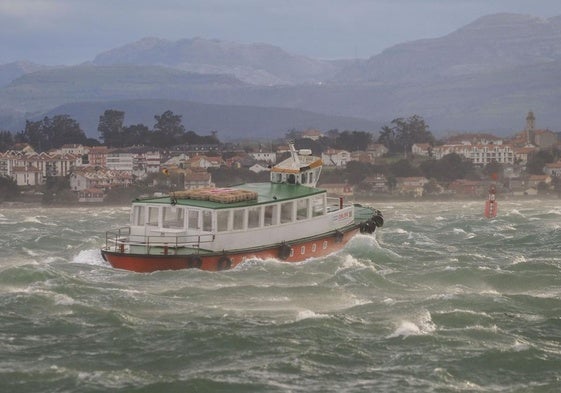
top-left (321, 149), bottom-right (350, 167)
top-left (106, 152), bottom-right (134, 171)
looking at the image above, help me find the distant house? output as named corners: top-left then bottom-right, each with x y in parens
top-left (187, 155), bottom-right (223, 169)
top-left (534, 129), bottom-right (558, 148)
top-left (301, 129), bottom-right (323, 141)
top-left (70, 167), bottom-right (133, 191)
top-left (78, 188), bottom-right (105, 203)
top-left (248, 151), bottom-right (277, 164)
top-left (321, 149), bottom-right (350, 167)
top-left (12, 165), bottom-right (42, 186)
top-left (106, 152), bottom-right (134, 171)
top-left (87, 146), bottom-right (109, 168)
top-left (411, 143), bottom-right (431, 157)
top-left (361, 174), bottom-right (389, 193)
top-left (249, 163), bottom-right (270, 173)
top-left (513, 146), bottom-right (537, 165)
top-left (366, 143), bottom-right (389, 157)
top-left (396, 177), bottom-right (429, 197)
top-left (183, 170), bottom-right (213, 190)
top-left (527, 174), bottom-right (551, 189)
top-left (448, 179), bottom-right (487, 197)
top-left (544, 161), bottom-right (561, 177)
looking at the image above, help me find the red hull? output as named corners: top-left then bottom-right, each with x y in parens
top-left (101, 228), bottom-right (360, 272)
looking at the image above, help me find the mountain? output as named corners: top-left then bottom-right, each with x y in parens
top-left (1, 13), bottom-right (561, 137)
top-left (41, 99), bottom-right (381, 140)
top-left (0, 64), bottom-right (246, 114)
top-left (0, 61), bottom-right (53, 88)
top-left (92, 37), bottom-right (346, 86)
top-left (335, 13), bottom-right (561, 83)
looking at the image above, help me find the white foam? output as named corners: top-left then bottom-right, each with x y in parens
top-left (72, 249), bottom-right (110, 267)
top-left (388, 310), bottom-right (436, 338)
top-left (295, 309), bottom-right (329, 321)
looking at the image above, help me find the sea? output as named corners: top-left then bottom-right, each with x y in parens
top-left (1, 199), bottom-right (560, 393)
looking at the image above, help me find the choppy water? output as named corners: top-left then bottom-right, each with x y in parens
top-left (1, 200), bottom-right (561, 392)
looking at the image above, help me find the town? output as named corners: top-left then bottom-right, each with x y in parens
top-left (0, 110), bottom-right (560, 205)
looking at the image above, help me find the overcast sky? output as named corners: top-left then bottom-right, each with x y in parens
top-left (2, 0), bottom-right (561, 65)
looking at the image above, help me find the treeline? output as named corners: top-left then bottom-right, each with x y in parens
top-left (0, 109), bottom-right (219, 152)
top-left (98, 109), bottom-right (219, 148)
top-left (287, 115), bottom-right (436, 155)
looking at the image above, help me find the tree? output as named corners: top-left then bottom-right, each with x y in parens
top-left (49, 115), bottom-right (87, 148)
top-left (420, 153), bottom-right (474, 182)
top-left (0, 175), bottom-right (19, 201)
top-left (482, 161), bottom-right (503, 181)
top-left (526, 149), bottom-right (559, 175)
top-left (153, 110), bottom-right (185, 147)
top-left (0, 131), bottom-right (14, 151)
top-left (17, 115), bottom-right (87, 151)
top-left (333, 130), bottom-right (373, 152)
top-left (122, 124), bottom-right (150, 146)
top-left (98, 109), bottom-right (125, 147)
top-left (389, 159), bottom-right (421, 177)
top-left (377, 115), bottom-right (435, 154)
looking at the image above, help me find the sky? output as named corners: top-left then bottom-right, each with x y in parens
top-left (2, 0), bottom-right (561, 65)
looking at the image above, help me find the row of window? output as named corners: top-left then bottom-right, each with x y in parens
top-left (132, 194), bottom-right (326, 233)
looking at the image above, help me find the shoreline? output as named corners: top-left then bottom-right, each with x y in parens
top-left (1, 194), bottom-right (559, 209)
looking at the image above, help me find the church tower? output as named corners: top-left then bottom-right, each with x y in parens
top-left (525, 110), bottom-right (535, 145)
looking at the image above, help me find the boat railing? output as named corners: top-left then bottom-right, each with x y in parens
top-left (104, 227), bottom-right (215, 254)
top-left (326, 196), bottom-right (354, 212)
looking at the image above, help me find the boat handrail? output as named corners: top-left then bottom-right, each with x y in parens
top-left (326, 196), bottom-right (354, 211)
top-left (104, 227), bottom-right (215, 253)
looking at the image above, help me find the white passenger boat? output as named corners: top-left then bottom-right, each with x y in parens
top-left (101, 143), bottom-right (383, 272)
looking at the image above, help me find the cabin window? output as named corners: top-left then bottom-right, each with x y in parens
top-left (296, 198), bottom-right (309, 221)
top-left (133, 206), bottom-right (145, 226)
top-left (202, 210), bottom-right (212, 232)
top-left (280, 202), bottom-right (293, 224)
top-left (264, 204), bottom-right (277, 226)
top-left (312, 195), bottom-right (325, 217)
top-left (248, 206), bottom-right (261, 229)
top-left (188, 210), bottom-right (200, 230)
top-left (233, 209), bottom-right (245, 230)
top-left (301, 173), bottom-right (307, 184)
top-left (309, 172), bottom-right (314, 184)
top-left (163, 206), bottom-right (184, 229)
top-left (287, 174), bottom-right (296, 184)
top-left (147, 206), bottom-right (159, 226)
top-left (217, 210), bottom-right (230, 232)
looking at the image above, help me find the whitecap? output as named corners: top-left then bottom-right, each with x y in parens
top-left (295, 309), bottom-right (329, 321)
top-left (23, 216), bottom-right (42, 223)
top-left (511, 255), bottom-right (526, 265)
top-left (54, 293), bottom-right (76, 306)
top-left (22, 247), bottom-right (40, 257)
top-left (337, 254), bottom-right (369, 271)
top-left (72, 249), bottom-right (110, 267)
top-left (387, 310), bottom-right (435, 338)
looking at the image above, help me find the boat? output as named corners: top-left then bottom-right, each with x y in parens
top-left (484, 184), bottom-right (498, 218)
top-left (101, 143), bottom-right (384, 272)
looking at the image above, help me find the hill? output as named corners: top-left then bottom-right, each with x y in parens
top-left (92, 37), bottom-right (345, 86)
top-left (1, 13), bottom-right (561, 136)
top-left (41, 99), bottom-right (381, 140)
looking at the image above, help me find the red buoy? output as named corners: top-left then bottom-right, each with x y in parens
top-left (484, 185), bottom-right (498, 218)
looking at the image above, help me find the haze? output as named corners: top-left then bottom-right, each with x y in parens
top-left (2, 0), bottom-right (561, 65)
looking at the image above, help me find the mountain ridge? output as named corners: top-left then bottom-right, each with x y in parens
top-left (1, 12), bottom-right (560, 137)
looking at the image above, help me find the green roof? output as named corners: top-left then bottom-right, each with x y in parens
top-left (134, 183), bottom-right (325, 209)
